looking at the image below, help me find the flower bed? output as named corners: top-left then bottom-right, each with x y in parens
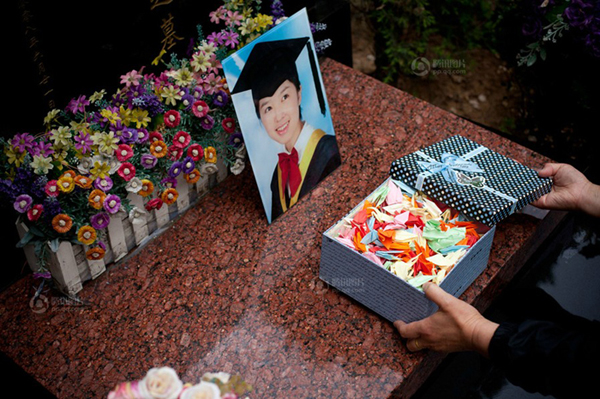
top-left (1, 1), bottom-right (323, 295)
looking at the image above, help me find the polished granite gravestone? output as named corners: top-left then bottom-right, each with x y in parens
top-left (0, 58), bottom-right (565, 398)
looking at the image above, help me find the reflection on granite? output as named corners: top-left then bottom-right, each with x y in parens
top-left (0, 58), bottom-right (564, 398)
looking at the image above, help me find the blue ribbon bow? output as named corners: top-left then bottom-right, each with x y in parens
top-left (417, 153), bottom-right (484, 184)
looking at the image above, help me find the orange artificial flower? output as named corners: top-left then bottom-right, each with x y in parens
top-left (150, 140), bottom-right (168, 158)
top-left (86, 247), bottom-right (106, 261)
top-left (52, 214), bottom-right (73, 234)
top-left (77, 225), bottom-right (97, 245)
top-left (74, 175), bottom-right (92, 189)
top-left (184, 169), bottom-right (201, 184)
top-left (60, 170), bottom-right (77, 179)
top-left (88, 189), bottom-right (106, 209)
top-left (204, 146), bottom-right (217, 163)
top-left (161, 188), bottom-right (179, 205)
top-left (138, 179), bottom-right (154, 197)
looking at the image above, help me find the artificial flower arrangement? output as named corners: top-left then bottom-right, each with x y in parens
top-left (517, 0), bottom-right (600, 66)
top-left (329, 179), bottom-right (489, 290)
top-left (0, 0), bottom-right (330, 285)
top-left (107, 367), bottom-right (251, 399)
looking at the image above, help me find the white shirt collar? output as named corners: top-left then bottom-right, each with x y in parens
top-left (276, 122), bottom-right (314, 164)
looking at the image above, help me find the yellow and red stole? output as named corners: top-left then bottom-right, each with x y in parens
top-left (276, 128), bottom-right (326, 212)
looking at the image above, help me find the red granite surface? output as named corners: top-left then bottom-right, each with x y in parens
top-left (0, 58), bottom-right (564, 398)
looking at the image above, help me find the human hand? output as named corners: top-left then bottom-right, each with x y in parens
top-left (394, 283), bottom-right (498, 356)
top-left (532, 163), bottom-right (600, 217)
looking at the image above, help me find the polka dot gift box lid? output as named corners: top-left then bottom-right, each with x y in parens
top-left (389, 135), bottom-right (553, 226)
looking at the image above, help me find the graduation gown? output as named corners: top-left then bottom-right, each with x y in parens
top-left (270, 128), bottom-right (341, 221)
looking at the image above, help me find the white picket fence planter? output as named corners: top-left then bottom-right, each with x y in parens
top-left (16, 158), bottom-right (230, 296)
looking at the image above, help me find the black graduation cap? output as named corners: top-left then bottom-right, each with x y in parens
top-left (230, 37), bottom-right (326, 115)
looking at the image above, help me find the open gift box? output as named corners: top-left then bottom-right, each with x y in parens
top-left (319, 135), bottom-right (552, 323)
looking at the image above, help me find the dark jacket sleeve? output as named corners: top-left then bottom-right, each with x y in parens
top-left (489, 318), bottom-right (600, 398)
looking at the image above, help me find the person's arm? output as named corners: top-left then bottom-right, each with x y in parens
top-left (532, 163), bottom-right (600, 217)
top-left (394, 282), bottom-right (498, 357)
top-left (489, 318), bottom-right (600, 398)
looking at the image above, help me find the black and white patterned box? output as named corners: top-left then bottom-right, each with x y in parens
top-left (389, 135), bottom-right (553, 225)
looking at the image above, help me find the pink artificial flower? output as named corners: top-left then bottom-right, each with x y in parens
top-left (167, 145), bottom-right (184, 161)
top-left (117, 162), bottom-right (136, 181)
top-left (115, 144), bottom-right (134, 162)
top-left (173, 131), bottom-right (191, 148)
top-left (149, 131), bottom-right (164, 143)
top-left (45, 180), bottom-right (59, 197)
top-left (222, 117), bottom-right (236, 133)
top-left (27, 204), bottom-right (44, 221)
top-left (202, 73), bottom-right (223, 95)
top-left (145, 198), bottom-right (164, 211)
top-left (191, 100), bottom-right (209, 118)
top-left (164, 110), bottom-right (181, 128)
top-left (187, 144), bottom-right (204, 161)
top-left (120, 70), bottom-right (142, 88)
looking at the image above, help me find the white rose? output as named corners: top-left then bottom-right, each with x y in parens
top-left (234, 144), bottom-right (246, 160)
top-left (138, 367), bottom-right (183, 399)
top-left (230, 158), bottom-right (245, 176)
top-left (128, 206), bottom-right (147, 225)
top-left (126, 177), bottom-right (143, 194)
top-left (77, 157), bottom-right (93, 174)
top-left (201, 372), bottom-right (230, 384)
top-left (179, 381), bottom-right (221, 399)
top-left (201, 163), bottom-right (218, 175)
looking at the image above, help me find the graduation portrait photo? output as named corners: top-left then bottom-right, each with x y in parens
top-left (222, 8), bottom-right (341, 224)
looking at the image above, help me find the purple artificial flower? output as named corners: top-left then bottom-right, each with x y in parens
top-left (90, 212), bottom-right (111, 229)
top-left (522, 17), bottom-right (543, 39)
top-left (192, 86), bottom-right (204, 100)
top-left (207, 31), bottom-right (224, 46)
top-left (136, 128), bottom-right (150, 144)
top-left (10, 133), bottom-right (35, 153)
top-left (565, 0), bottom-right (596, 28)
top-left (33, 271), bottom-right (52, 279)
top-left (42, 197), bottom-right (61, 219)
top-left (181, 156), bottom-right (195, 174)
top-left (31, 176), bottom-right (48, 199)
top-left (138, 93), bottom-right (165, 117)
top-left (103, 194), bottom-right (121, 214)
top-left (141, 153), bottom-right (158, 169)
top-left (110, 120), bottom-right (128, 143)
top-left (181, 93), bottom-right (196, 110)
top-left (584, 30), bottom-right (600, 57)
top-left (120, 127), bottom-right (138, 144)
top-left (168, 161), bottom-right (183, 178)
top-left (200, 115), bottom-right (215, 130)
top-left (74, 131), bottom-right (94, 154)
top-left (30, 140), bottom-right (54, 157)
top-left (94, 176), bottom-right (114, 192)
top-left (222, 30), bottom-right (239, 49)
top-left (14, 194), bottom-right (33, 213)
top-left (66, 95), bottom-right (90, 114)
top-left (271, 0), bottom-right (286, 19)
top-left (161, 176), bottom-right (178, 189)
top-left (212, 90), bottom-right (229, 107)
top-left (228, 132), bottom-right (244, 148)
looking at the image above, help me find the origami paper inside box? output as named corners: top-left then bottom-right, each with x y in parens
top-left (319, 135), bottom-right (551, 323)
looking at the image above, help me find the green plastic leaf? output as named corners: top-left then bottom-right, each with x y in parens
top-left (49, 238), bottom-right (60, 253)
top-left (16, 231), bottom-right (35, 248)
